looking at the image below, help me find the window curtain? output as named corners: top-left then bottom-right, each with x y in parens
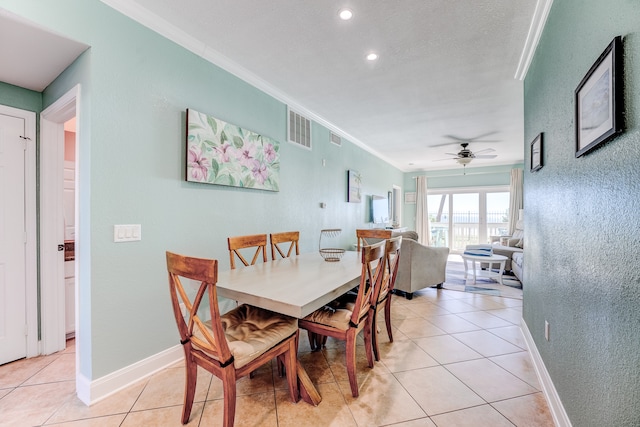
top-left (508, 168), bottom-right (523, 235)
top-left (415, 176), bottom-right (431, 245)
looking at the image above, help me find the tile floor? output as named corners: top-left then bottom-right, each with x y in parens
top-left (0, 287), bottom-right (555, 426)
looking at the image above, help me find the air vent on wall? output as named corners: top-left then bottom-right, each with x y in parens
top-left (288, 108), bottom-right (311, 149)
top-left (330, 132), bottom-right (342, 147)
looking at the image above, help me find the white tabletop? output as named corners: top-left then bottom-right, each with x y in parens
top-left (216, 251), bottom-right (362, 319)
top-left (461, 253), bottom-right (508, 262)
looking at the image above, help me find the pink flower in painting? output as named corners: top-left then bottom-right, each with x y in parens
top-left (264, 143), bottom-right (276, 163)
top-left (237, 142), bottom-right (257, 168)
top-left (251, 160), bottom-right (268, 185)
top-left (188, 146), bottom-right (210, 181)
top-left (214, 142), bottom-right (232, 163)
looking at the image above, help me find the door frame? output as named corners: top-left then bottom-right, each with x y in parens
top-left (40, 85), bottom-right (80, 360)
top-left (0, 105), bottom-right (38, 359)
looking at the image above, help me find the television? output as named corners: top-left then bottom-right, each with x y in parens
top-left (370, 195), bottom-right (389, 224)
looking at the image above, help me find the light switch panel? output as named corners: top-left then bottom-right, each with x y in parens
top-left (114, 224), bottom-right (142, 242)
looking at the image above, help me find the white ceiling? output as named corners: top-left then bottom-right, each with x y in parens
top-left (2, 2), bottom-right (549, 172)
top-left (0, 9), bottom-right (88, 92)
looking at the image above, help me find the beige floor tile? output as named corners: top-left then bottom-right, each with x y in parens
top-left (44, 414), bottom-right (127, 426)
top-left (457, 294), bottom-right (508, 311)
top-left (322, 346), bottom-right (390, 386)
top-left (487, 325), bottom-right (527, 349)
top-left (123, 403), bottom-right (204, 426)
top-left (202, 392), bottom-right (278, 426)
top-left (403, 302), bottom-right (452, 317)
top-left (412, 335), bottom-right (483, 365)
top-left (0, 356), bottom-right (56, 388)
top-left (132, 365), bottom-right (211, 411)
top-left (47, 380), bottom-right (146, 424)
top-left (490, 352), bottom-right (541, 389)
top-left (432, 299), bottom-right (479, 314)
top-left (430, 404), bottom-right (514, 426)
top-left (376, 339), bottom-right (439, 373)
top-left (486, 307), bottom-right (523, 324)
top-left (492, 392), bottom-right (556, 427)
top-left (426, 314), bottom-right (482, 334)
top-left (206, 361), bottom-right (275, 401)
top-left (456, 311), bottom-right (513, 329)
top-left (0, 381), bottom-right (76, 427)
top-left (445, 359), bottom-right (538, 402)
top-left (394, 366), bottom-right (484, 416)
top-left (387, 418), bottom-right (437, 427)
top-left (276, 382), bottom-right (357, 427)
top-left (394, 317), bottom-right (446, 339)
top-left (23, 354), bottom-right (75, 385)
top-left (337, 372), bottom-right (426, 426)
top-left (451, 330), bottom-right (523, 357)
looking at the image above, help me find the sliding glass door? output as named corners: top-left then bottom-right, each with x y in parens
top-left (427, 187), bottom-right (509, 253)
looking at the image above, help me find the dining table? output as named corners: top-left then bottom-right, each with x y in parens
top-left (216, 250), bottom-right (363, 405)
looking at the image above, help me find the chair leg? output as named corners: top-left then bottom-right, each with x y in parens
top-left (221, 366), bottom-right (237, 427)
top-left (371, 308), bottom-right (381, 362)
top-left (345, 330), bottom-right (359, 398)
top-left (363, 317), bottom-right (375, 369)
top-left (181, 355), bottom-right (198, 424)
top-left (384, 297), bottom-right (393, 343)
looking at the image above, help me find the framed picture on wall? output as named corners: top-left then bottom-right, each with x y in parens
top-left (347, 170), bottom-right (361, 203)
top-left (530, 133), bottom-right (543, 172)
top-left (575, 36), bottom-right (623, 158)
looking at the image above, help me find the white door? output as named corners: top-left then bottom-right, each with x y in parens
top-left (0, 113), bottom-right (27, 364)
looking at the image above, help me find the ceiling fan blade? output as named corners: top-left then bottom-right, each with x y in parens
top-left (444, 152), bottom-right (459, 156)
top-left (473, 148), bottom-right (496, 155)
top-left (429, 141), bottom-right (462, 148)
top-left (474, 154), bottom-right (498, 159)
top-left (433, 157), bottom-right (458, 162)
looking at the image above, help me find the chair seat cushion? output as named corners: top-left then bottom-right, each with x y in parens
top-left (302, 300), bottom-right (356, 331)
top-left (203, 304), bottom-right (298, 369)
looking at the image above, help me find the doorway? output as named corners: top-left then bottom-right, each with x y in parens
top-left (428, 186), bottom-right (510, 253)
top-left (40, 85), bottom-right (81, 394)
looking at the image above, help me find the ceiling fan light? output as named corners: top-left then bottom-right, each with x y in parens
top-left (457, 157), bottom-right (472, 165)
top-left (338, 8), bottom-right (353, 20)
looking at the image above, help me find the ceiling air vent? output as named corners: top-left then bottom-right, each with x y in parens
top-left (288, 108), bottom-right (312, 149)
top-left (330, 132), bottom-right (342, 147)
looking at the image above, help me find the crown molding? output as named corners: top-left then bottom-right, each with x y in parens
top-left (514, 0), bottom-right (554, 81)
top-left (99, 0), bottom-right (402, 170)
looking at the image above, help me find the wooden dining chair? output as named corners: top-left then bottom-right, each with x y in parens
top-left (371, 236), bottom-right (402, 361)
top-left (298, 241), bottom-right (386, 398)
top-left (166, 251), bottom-right (300, 427)
top-left (227, 234), bottom-right (268, 269)
top-left (356, 228), bottom-right (392, 252)
top-left (270, 231), bottom-right (300, 260)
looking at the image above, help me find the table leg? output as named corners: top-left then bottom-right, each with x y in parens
top-left (297, 362), bottom-right (322, 405)
top-left (497, 260), bottom-right (505, 285)
top-left (472, 260), bottom-right (477, 284)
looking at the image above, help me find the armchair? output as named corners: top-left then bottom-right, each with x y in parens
top-left (392, 233), bottom-right (449, 299)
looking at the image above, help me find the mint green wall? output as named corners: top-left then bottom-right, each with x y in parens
top-left (524, 1), bottom-right (640, 425)
top-left (2, 0), bottom-right (402, 379)
top-left (0, 82), bottom-right (42, 112)
top-left (402, 164), bottom-right (523, 231)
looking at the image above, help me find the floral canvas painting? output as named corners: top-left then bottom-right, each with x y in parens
top-left (186, 109), bottom-right (280, 191)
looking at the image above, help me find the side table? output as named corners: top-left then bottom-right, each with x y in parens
top-left (460, 253), bottom-right (508, 285)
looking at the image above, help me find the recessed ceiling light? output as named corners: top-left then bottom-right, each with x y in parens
top-left (366, 52), bottom-right (378, 61)
top-left (338, 8), bottom-right (353, 20)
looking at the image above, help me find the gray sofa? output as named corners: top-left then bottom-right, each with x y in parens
top-left (391, 231), bottom-right (450, 299)
top-left (489, 220), bottom-right (524, 282)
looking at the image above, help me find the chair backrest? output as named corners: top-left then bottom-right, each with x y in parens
top-left (227, 234), bottom-right (268, 269)
top-left (377, 236), bottom-right (402, 303)
top-left (356, 229), bottom-right (392, 252)
top-left (166, 251), bottom-right (233, 365)
top-left (350, 241), bottom-right (386, 326)
top-left (270, 231), bottom-right (300, 260)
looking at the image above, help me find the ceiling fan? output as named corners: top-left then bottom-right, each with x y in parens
top-left (430, 132), bottom-right (500, 148)
top-left (435, 142), bottom-right (498, 167)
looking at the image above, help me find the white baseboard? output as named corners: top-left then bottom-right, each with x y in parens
top-left (77, 345), bottom-right (183, 405)
top-left (521, 319), bottom-right (572, 427)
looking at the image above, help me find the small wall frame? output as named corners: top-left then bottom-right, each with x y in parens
top-left (530, 133), bottom-right (543, 172)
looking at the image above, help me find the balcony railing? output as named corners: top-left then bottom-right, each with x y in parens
top-left (429, 209), bottom-right (509, 252)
